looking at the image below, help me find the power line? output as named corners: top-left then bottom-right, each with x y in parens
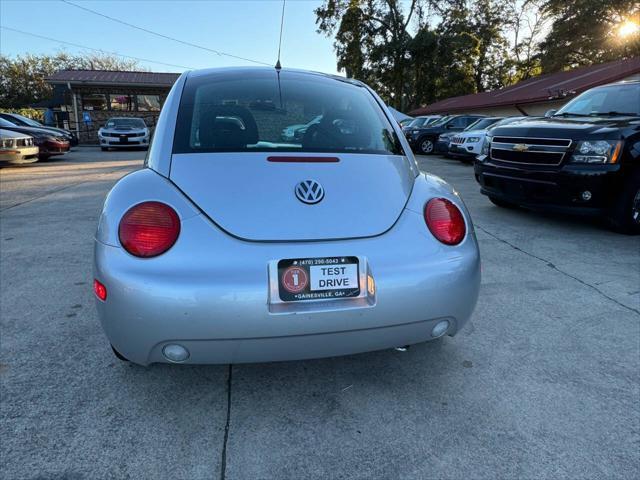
top-left (60, 0), bottom-right (272, 66)
top-left (0, 25), bottom-right (194, 70)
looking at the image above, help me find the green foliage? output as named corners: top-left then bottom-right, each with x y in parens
top-left (317, 0), bottom-right (640, 111)
top-left (316, 0), bottom-right (515, 110)
top-left (0, 107), bottom-right (43, 121)
top-left (316, 0), bottom-right (422, 110)
top-left (539, 0), bottom-right (640, 72)
top-left (0, 52), bottom-right (143, 109)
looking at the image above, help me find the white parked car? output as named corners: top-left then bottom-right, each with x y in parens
top-left (448, 117), bottom-right (531, 161)
top-left (98, 117), bottom-right (150, 151)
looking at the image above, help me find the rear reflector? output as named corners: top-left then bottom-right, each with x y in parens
top-left (424, 198), bottom-right (466, 245)
top-left (119, 202), bottom-right (180, 258)
top-left (94, 279), bottom-right (107, 301)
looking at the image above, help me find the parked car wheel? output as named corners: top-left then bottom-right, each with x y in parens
top-left (418, 137), bottom-right (435, 155)
top-left (101, 147), bottom-right (108, 152)
top-left (489, 196), bottom-right (518, 209)
top-left (608, 172), bottom-right (640, 235)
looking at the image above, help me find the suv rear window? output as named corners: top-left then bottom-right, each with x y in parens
top-left (173, 70), bottom-right (403, 155)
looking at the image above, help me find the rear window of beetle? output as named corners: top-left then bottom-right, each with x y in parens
top-left (173, 71), bottom-right (403, 155)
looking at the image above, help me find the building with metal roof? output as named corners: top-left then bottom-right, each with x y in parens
top-left (45, 70), bottom-right (181, 143)
top-left (47, 70), bottom-right (180, 88)
top-left (409, 57), bottom-right (640, 117)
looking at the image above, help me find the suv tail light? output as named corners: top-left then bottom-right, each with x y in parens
top-left (119, 202), bottom-right (180, 257)
top-left (424, 198), bottom-right (466, 245)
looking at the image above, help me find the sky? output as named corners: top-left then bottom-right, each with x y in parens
top-left (0, 0), bottom-right (342, 74)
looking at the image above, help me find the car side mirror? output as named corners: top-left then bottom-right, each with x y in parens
top-left (544, 109), bottom-right (557, 118)
top-left (446, 124), bottom-right (454, 129)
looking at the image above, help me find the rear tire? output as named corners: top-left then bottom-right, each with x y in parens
top-left (608, 171), bottom-right (640, 235)
top-left (111, 344), bottom-right (129, 362)
top-left (489, 196), bottom-right (518, 209)
top-left (101, 147), bottom-right (108, 152)
top-left (418, 137), bottom-right (435, 155)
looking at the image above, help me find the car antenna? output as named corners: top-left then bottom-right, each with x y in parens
top-left (275, 0), bottom-right (286, 71)
top-left (275, 0), bottom-right (286, 109)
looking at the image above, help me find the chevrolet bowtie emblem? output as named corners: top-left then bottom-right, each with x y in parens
top-left (513, 143), bottom-right (529, 152)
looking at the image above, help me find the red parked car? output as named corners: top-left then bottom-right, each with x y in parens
top-left (0, 117), bottom-right (70, 159)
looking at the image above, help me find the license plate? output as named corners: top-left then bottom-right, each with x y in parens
top-left (277, 257), bottom-right (360, 302)
top-left (119, 136), bottom-right (128, 143)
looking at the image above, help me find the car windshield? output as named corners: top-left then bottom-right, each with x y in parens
top-left (430, 116), bottom-right (451, 126)
top-left (13, 114), bottom-right (42, 127)
top-left (106, 118), bottom-right (146, 128)
top-left (409, 117), bottom-right (430, 127)
top-left (464, 118), bottom-right (502, 131)
top-left (173, 71), bottom-right (403, 155)
top-left (490, 116), bottom-right (525, 128)
top-left (555, 84), bottom-right (640, 116)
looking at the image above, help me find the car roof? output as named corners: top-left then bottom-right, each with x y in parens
top-left (185, 66), bottom-right (367, 88)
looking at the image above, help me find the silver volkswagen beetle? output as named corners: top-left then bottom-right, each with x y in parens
top-left (94, 67), bottom-right (481, 365)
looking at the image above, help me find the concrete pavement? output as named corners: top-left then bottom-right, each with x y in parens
top-left (1, 148), bottom-right (638, 479)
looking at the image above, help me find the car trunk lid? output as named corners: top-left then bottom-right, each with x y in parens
top-left (169, 152), bottom-right (414, 241)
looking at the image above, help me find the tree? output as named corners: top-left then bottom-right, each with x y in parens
top-left (316, 0), bottom-right (514, 110)
top-left (509, 0), bottom-right (547, 81)
top-left (469, 0), bottom-right (512, 91)
top-left (316, 0), bottom-right (638, 111)
top-left (538, 0), bottom-right (640, 72)
top-left (432, 2), bottom-right (479, 99)
top-left (0, 52), bottom-right (142, 108)
top-left (315, 0), bottom-right (421, 110)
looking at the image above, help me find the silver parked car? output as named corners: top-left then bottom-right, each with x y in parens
top-left (98, 117), bottom-right (150, 150)
top-left (0, 129), bottom-right (39, 165)
top-left (94, 67), bottom-right (481, 365)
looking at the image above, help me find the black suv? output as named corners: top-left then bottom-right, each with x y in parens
top-left (475, 81), bottom-right (640, 234)
top-left (405, 114), bottom-right (486, 154)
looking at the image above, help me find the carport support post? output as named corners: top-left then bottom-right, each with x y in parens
top-left (68, 82), bottom-right (80, 138)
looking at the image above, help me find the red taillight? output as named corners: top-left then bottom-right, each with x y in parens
top-left (424, 198), bottom-right (466, 245)
top-left (119, 202), bottom-right (180, 258)
top-left (94, 279), bottom-right (107, 301)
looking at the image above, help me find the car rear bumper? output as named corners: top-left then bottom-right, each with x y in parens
top-left (141, 317), bottom-right (456, 364)
top-left (474, 160), bottom-right (623, 213)
top-left (94, 209), bottom-right (481, 365)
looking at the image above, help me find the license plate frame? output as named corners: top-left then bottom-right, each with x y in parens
top-left (277, 256), bottom-right (360, 302)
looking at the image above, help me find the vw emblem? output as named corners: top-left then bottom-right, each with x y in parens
top-left (295, 179), bottom-right (325, 205)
